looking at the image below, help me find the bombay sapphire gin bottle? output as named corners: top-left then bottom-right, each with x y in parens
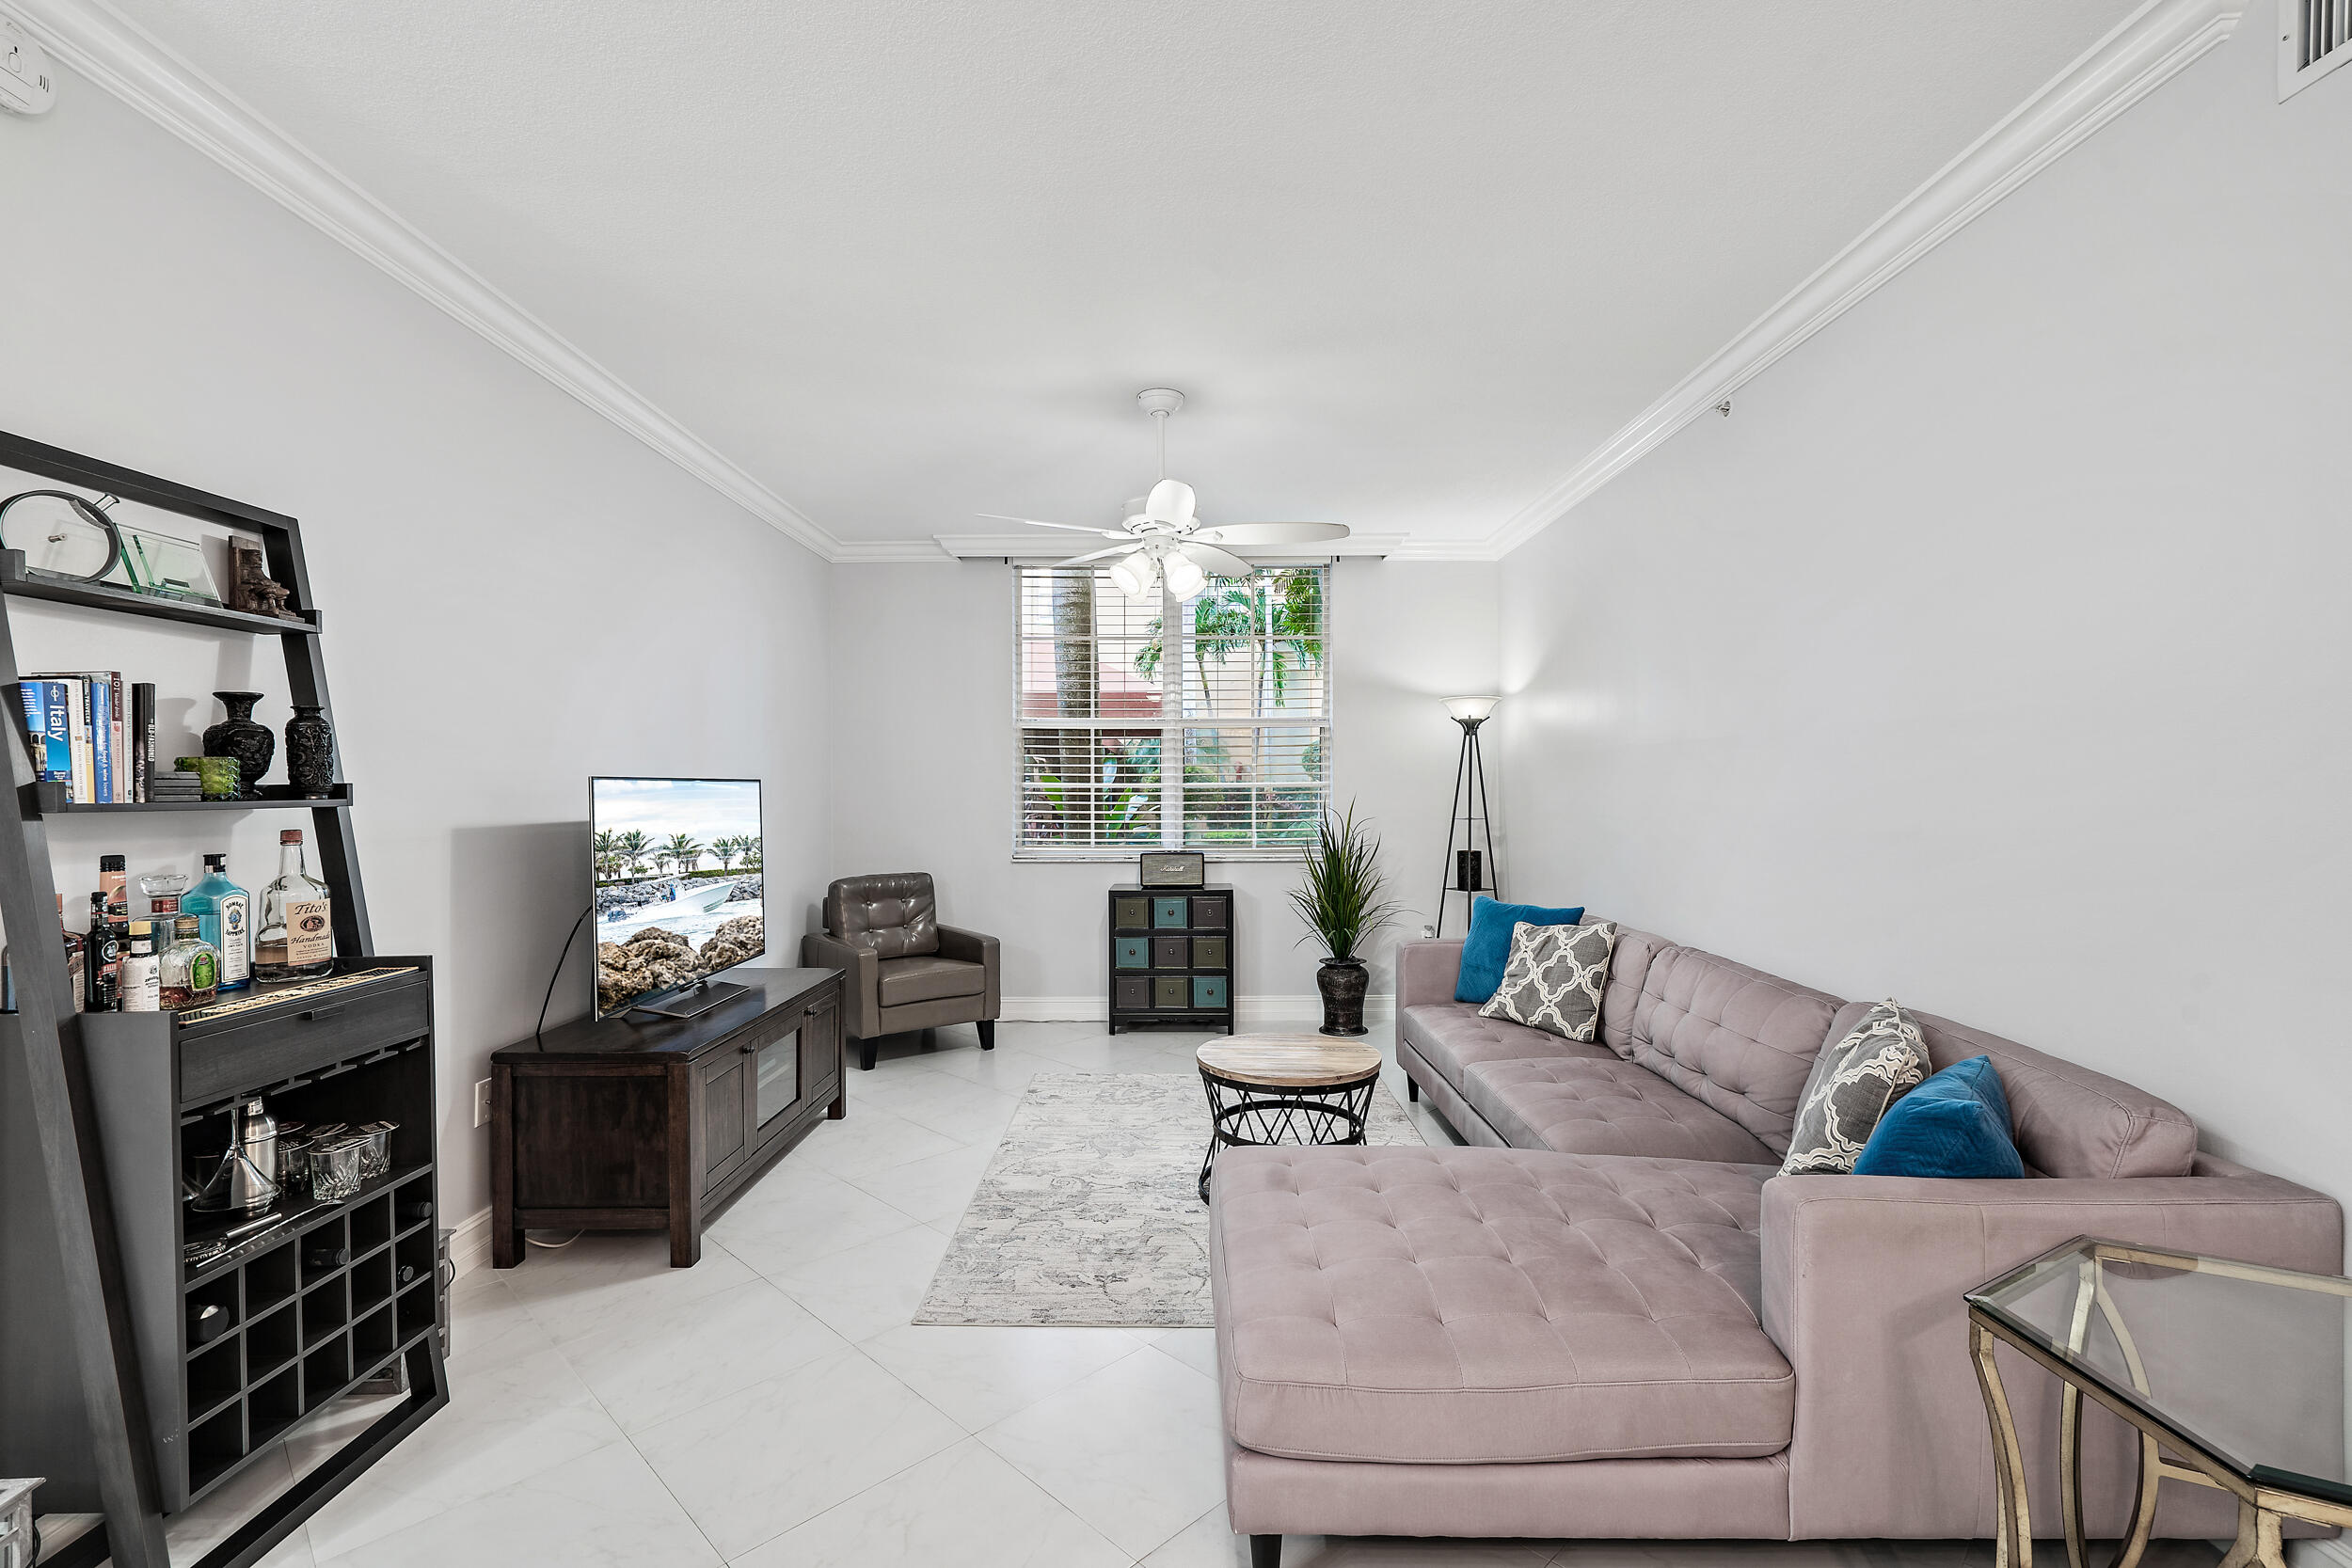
top-left (185, 852), bottom-right (252, 991)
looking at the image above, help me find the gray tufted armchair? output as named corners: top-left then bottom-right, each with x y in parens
top-left (802, 872), bottom-right (1000, 1069)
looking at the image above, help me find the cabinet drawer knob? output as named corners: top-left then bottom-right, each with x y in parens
top-left (299, 1005), bottom-right (346, 1022)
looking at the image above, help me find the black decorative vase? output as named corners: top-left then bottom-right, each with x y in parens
top-left (284, 705), bottom-right (335, 798)
top-left (202, 691), bottom-right (273, 799)
top-left (1316, 957), bottom-right (1370, 1037)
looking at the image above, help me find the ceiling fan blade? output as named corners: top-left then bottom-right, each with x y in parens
top-left (1179, 542), bottom-right (1254, 578)
top-left (1143, 479), bottom-right (1197, 528)
top-left (1054, 544), bottom-right (1140, 567)
top-left (976, 514), bottom-right (1130, 537)
top-left (1192, 521), bottom-right (1351, 546)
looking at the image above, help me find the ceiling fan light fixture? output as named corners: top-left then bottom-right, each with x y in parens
top-left (1108, 549), bottom-right (1157, 599)
top-left (1162, 550), bottom-right (1208, 601)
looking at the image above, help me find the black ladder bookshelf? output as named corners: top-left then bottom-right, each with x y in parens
top-left (0, 429), bottom-right (446, 1568)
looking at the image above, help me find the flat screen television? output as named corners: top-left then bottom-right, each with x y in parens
top-left (592, 776), bottom-right (765, 1020)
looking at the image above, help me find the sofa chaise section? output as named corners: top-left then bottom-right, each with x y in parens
top-left (1212, 1145), bottom-right (1799, 1542)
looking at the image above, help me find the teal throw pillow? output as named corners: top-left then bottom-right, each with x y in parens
top-left (1454, 896), bottom-right (1585, 1005)
top-left (1851, 1054), bottom-right (2026, 1180)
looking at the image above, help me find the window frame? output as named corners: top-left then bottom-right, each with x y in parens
top-left (1010, 561), bottom-right (1333, 863)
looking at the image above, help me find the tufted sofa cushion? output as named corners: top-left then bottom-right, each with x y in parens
top-left (1593, 923), bottom-right (1675, 1059)
top-left (1399, 1002), bottom-right (1612, 1094)
top-left (1210, 1146), bottom-right (1793, 1465)
top-left (824, 871), bottom-right (940, 959)
top-left (1462, 1058), bottom-right (1780, 1164)
top-left (1626, 947), bottom-right (1843, 1158)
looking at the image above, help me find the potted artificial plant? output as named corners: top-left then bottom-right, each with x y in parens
top-left (1288, 802), bottom-right (1403, 1036)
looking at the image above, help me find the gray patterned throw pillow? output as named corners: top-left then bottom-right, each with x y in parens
top-left (1781, 999), bottom-right (1931, 1175)
top-left (1476, 921), bottom-right (1617, 1042)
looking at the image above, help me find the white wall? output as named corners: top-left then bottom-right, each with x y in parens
top-left (0, 67), bottom-right (833, 1238)
top-left (1495, 10), bottom-right (2352, 1211)
top-left (828, 557), bottom-right (1497, 1014)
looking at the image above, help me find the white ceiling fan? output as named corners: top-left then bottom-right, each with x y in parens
top-left (979, 388), bottom-right (1349, 600)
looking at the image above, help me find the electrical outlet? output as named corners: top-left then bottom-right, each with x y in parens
top-left (473, 1078), bottom-right (491, 1128)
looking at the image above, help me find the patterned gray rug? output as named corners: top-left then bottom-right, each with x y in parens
top-left (914, 1070), bottom-right (1424, 1327)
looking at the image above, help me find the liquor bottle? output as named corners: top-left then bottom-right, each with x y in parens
top-left (185, 854), bottom-right (252, 991)
top-left (98, 854), bottom-right (127, 920)
top-left (303, 1245), bottom-right (349, 1269)
top-left (393, 1263), bottom-right (419, 1286)
top-left (159, 916), bottom-right (220, 1010)
top-left (59, 895), bottom-right (85, 1014)
top-left (119, 920), bottom-right (161, 1012)
top-left (85, 892), bottom-right (120, 1012)
top-left (255, 830), bottom-right (333, 982)
top-left (139, 869), bottom-right (189, 918)
top-left (395, 1199), bottom-right (432, 1226)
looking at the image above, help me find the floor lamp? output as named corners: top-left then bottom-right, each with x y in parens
top-left (1436, 695), bottom-right (1500, 937)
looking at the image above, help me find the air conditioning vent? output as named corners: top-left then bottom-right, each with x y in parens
top-left (2280, 0), bottom-right (2352, 99)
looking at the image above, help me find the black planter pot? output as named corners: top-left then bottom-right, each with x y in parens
top-left (284, 704), bottom-right (336, 797)
top-left (1316, 957), bottom-right (1370, 1037)
top-left (202, 691), bottom-right (274, 799)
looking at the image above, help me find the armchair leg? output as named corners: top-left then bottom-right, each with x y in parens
top-left (977, 1020), bottom-right (995, 1051)
top-left (1407, 1077), bottom-right (1419, 1102)
top-left (1250, 1535), bottom-right (1280, 1568)
top-left (859, 1038), bottom-right (877, 1071)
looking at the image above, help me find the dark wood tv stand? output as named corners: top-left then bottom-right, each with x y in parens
top-left (489, 966), bottom-right (844, 1268)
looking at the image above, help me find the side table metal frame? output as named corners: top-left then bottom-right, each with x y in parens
top-left (1196, 1063), bottom-right (1379, 1202)
top-left (1968, 1237), bottom-right (2352, 1568)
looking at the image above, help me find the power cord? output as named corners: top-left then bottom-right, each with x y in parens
top-left (534, 904), bottom-right (593, 1048)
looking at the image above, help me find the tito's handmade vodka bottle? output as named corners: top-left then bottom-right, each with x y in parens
top-left (254, 829), bottom-right (334, 982)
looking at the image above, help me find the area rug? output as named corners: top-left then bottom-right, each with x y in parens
top-left (914, 1070), bottom-right (1424, 1328)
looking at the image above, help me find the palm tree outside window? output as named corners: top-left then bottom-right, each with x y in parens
top-left (1015, 562), bottom-right (1329, 858)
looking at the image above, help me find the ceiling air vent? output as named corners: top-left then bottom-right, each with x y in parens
top-left (2280, 0), bottom-right (2352, 99)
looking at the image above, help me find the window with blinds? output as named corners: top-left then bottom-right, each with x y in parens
top-left (1016, 563), bottom-right (1329, 859)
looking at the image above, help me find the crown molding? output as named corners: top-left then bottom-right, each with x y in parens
top-left (1483, 0), bottom-right (2249, 560)
top-left (9, 0), bottom-right (843, 561)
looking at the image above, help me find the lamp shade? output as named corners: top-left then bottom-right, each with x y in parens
top-left (1442, 694), bottom-right (1501, 724)
top-left (1108, 549), bottom-right (1158, 599)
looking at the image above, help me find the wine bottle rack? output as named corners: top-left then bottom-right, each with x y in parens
top-left (177, 1170), bottom-right (437, 1497)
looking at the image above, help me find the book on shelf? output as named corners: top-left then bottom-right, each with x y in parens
top-left (12, 671), bottom-right (158, 803)
top-left (131, 682), bottom-right (155, 803)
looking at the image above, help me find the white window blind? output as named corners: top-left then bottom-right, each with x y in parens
top-left (1015, 563), bottom-right (1330, 859)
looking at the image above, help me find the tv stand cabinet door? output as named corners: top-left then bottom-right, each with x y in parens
top-left (697, 1048), bottom-right (750, 1189)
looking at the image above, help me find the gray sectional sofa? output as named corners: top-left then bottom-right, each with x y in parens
top-left (1206, 922), bottom-right (2342, 1564)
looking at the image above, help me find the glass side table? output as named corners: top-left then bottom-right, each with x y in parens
top-left (1966, 1236), bottom-right (2352, 1568)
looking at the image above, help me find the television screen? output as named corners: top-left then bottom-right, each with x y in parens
top-left (592, 776), bottom-right (765, 1017)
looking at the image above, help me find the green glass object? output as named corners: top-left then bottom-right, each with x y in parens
top-left (178, 755), bottom-right (242, 800)
top-left (120, 524), bottom-right (223, 604)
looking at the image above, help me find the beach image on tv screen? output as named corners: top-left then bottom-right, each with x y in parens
top-left (593, 777), bottom-right (765, 1013)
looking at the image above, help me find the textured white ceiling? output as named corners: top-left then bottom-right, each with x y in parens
top-left (106, 0), bottom-right (2139, 546)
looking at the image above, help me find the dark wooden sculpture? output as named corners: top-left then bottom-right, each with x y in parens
top-left (229, 540), bottom-right (302, 622)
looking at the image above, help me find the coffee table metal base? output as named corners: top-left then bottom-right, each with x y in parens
top-left (1196, 1065), bottom-right (1378, 1202)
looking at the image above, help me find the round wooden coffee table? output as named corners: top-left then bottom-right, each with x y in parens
top-left (1195, 1034), bottom-right (1384, 1201)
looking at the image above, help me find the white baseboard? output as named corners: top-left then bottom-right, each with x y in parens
top-left (2292, 1537), bottom-right (2352, 1568)
top-left (448, 1204), bottom-right (494, 1278)
top-left (1002, 995), bottom-right (1394, 1028)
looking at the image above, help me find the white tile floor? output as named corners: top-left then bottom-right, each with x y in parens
top-left (138, 1019), bottom-right (2220, 1568)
